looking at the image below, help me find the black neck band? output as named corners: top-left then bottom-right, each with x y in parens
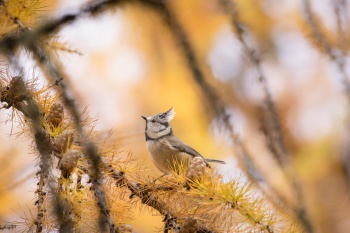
top-left (146, 129), bottom-right (173, 141)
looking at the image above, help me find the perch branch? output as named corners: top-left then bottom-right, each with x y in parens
top-left (109, 168), bottom-right (217, 233)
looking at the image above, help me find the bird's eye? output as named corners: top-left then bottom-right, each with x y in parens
top-left (151, 120), bottom-right (155, 123)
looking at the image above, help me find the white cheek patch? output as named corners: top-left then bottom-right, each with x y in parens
top-left (156, 124), bottom-right (166, 132)
top-left (148, 122), bottom-right (164, 133)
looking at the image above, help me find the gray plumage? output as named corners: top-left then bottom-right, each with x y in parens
top-left (142, 107), bottom-right (225, 174)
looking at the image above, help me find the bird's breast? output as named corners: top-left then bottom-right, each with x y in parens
top-left (146, 138), bottom-right (190, 174)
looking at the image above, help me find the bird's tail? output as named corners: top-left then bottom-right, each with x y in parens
top-left (205, 158), bottom-right (226, 164)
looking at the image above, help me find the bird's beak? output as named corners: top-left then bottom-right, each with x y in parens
top-left (141, 116), bottom-right (147, 120)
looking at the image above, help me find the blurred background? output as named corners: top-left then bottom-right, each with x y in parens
top-left (1, 0), bottom-right (350, 232)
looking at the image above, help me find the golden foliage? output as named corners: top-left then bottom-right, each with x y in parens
top-left (0, 0), bottom-right (44, 36)
top-left (1, 0), bottom-right (350, 232)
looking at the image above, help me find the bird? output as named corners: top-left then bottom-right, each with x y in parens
top-left (142, 107), bottom-right (225, 174)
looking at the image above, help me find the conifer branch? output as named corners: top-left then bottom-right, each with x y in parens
top-left (303, 0), bottom-right (350, 194)
top-left (2, 0), bottom-right (342, 232)
top-left (0, 0), bottom-right (126, 52)
top-left (5, 11), bottom-right (115, 229)
top-left (1, 9), bottom-right (116, 228)
top-left (29, 45), bottom-right (116, 232)
top-left (0, 75), bottom-right (53, 232)
top-left (333, 0), bottom-right (348, 55)
top-left (220, 1), bottom-right (314, 232)
top-left (109, 168), bottom-right (217, 233)
top-left (220, 0), bottom-right (288, 168)
top-left (302, 0), bottom-right (350, 101)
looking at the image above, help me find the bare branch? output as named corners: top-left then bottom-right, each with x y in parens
top-left (0, 0), bottom-right (126, 52)
top-left (302, 0), bottom-right (350, 101)
top-left (220, 1), bottom-right (314, 232)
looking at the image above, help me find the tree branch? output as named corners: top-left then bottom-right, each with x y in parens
top-left (109, 168), bottom-right (217, 233)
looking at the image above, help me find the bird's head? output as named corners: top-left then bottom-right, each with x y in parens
top-left (142, 107), bottom-right (175, 134)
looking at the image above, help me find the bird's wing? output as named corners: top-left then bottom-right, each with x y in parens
top-left (167, 135), bottom-right (204, 158)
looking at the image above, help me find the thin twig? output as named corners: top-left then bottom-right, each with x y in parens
top-left (304, 0), bottom-right (350, 196)
top-left (333, 0), bottom-right (348, 55)
top-left (302, 0), bottom-right (350, 101)
top-left (221, 0), bottom-right (288, 167)
top-left (0, 0), bottom-right (126, 52)
top-left (0, 224), bottom-right (16, 230)
top-left (220, 1), bottom-right (314, 232)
